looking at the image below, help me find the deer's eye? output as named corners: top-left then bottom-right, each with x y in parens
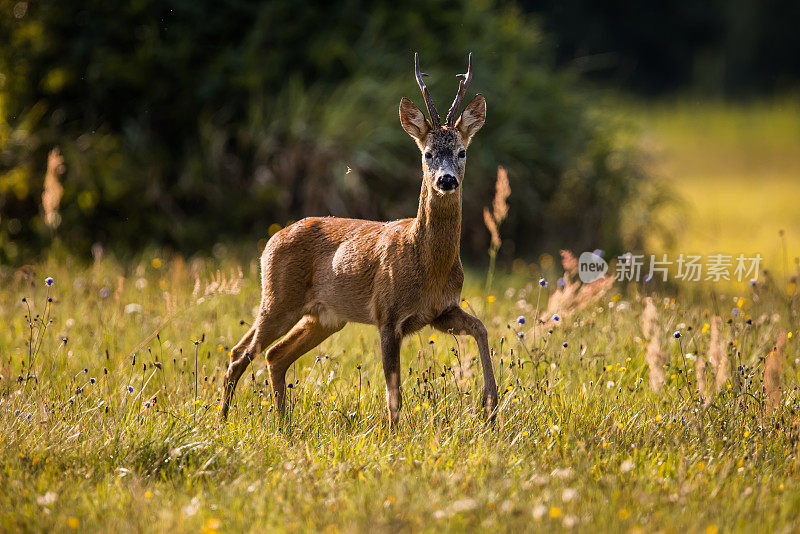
top-left (458, 149), bottom-right (466, 158)
top-left (424, 151), bottom-right (433, 160)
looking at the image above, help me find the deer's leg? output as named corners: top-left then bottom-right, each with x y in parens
top-left (432, 306), bottom-right (498, 419)
top-left (220, 309), bottom-right (299, 420)
top-left (265, 315), bottom-right (343, 415)
top-left (379, 326), bottom-right (403, 429)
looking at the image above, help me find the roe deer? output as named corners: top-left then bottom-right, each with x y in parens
top-left (220, 53), bottom-right (498, 426)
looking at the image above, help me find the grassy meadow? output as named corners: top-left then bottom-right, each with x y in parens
top-left (636, 98), bottom-right (800, 267)
top-left (2, 101), bottom-right (800, 533)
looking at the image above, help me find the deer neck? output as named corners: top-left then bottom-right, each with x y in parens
top-left (411, 179), bottom-right (462, 283)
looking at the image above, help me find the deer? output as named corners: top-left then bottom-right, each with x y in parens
top-left (220, 53), bottom-right (498, 427)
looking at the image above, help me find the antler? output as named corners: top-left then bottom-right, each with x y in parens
top-left (414, 52), bottom-right (441, 129)
top-left (445, 52), bottom-right (473, 127)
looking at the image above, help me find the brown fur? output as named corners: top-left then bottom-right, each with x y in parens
top-left (220, 91), bottom-right (497, 427)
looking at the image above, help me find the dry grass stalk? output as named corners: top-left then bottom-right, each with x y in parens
top-left (695, 351), bottom-right (708, 403)
top-left (483, 208), bottom-right (501, 249)
top-left (193, 266), bottom-right (244, 300)
top-left (641, 297), bottom-right (666, 391)
top-left (42, 147), bottom-right (65, 230)
top-left (707, 316), bottom-right (728, 393)
top-left (483, 166), bottom-right (511, 293)
top-left (539, 250), bottom-right (613, 325)
top-left (492, 165), bottom-right (511, 225)
top-left (560, 249), bottom-right (578, 276)
top-left (765, 331), bottom-right (787, 412)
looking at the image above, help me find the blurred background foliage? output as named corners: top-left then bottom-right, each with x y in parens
top-left (0, 0), bottom-right (796, 264)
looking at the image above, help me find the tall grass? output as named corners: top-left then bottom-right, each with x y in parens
top-left (1, 252), bottom-right (798, 532)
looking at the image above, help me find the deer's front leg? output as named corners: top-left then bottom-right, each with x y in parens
top-left (379, 327), bottom-right (402, 429)
top-left (432, 306), bottom-right (498, 419)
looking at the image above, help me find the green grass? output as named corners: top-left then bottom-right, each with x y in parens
top-left (2, 252), bottom-right (799, 533)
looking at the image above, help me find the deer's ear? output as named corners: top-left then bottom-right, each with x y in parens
top-left (399, 97), bottom-right (430, 142)
top-left (455, 94), bottom-right (486, 145)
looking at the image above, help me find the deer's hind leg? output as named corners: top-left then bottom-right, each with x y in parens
top-left (265, 315), bottom-right (343, 414)
top-left (220, 307), bottom-right (302, 420)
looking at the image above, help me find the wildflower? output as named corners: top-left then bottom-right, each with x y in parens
top-left (144, 401), bottom-right (151, 409)
top-left (562, 342), bottom-right (568, 348)
top-left (539, 278), bottom-right (547, 287)
top-left (517, 316), bottom-right (526, 325)
top-left (47, 297), bottom-right (53, 302)
top-left (145, 491), bottom-right (153, 499)
top-left (428, 334), bottom-right (437, 344)
top-left (673, 331), bottom-right (681, 339)
top-left (731, 308), bottom-right (740, 317)
top-left (287, 383), bottom-right (294, 389)
top-left (749, 278), bottom-right (757, 287)
top-left (67, 517), bottom-right (79, 530)
top-left (549, 506), bottom-right (562, 518)
top-left (21, 297), bottom-right (27, 302)
top-left (126, 385), bottom-right (134, 393)
top-left (83, 368), bottom-right (88, 373)
top-left (45, 277), bottom-right (54, 286)
top-left (486, 295), bottom-right (496, 303)
top-left (552, 314), bottom-right (560, 322)
top-left (620, 459), bottom-right (635, 473)
top-left (618, 508), bottom-right (631, 520)
top-left (90, 378), bottom-right (96, 384)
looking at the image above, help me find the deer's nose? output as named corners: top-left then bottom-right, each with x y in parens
top-left (435, 174), bottom-right (459, 192)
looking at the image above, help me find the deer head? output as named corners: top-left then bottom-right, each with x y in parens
top-left (399, 53), bottom-right (486, 195)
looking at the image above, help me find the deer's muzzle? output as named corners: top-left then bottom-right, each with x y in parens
top-left (435, 173), bottom-right (459, 193)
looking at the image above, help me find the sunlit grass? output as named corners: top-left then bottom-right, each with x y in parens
top-left (633, 97), bottom-right (800, 269)
top-left (1, 253), bottom-right (799, 532)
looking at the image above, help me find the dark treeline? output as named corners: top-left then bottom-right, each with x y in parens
top-left (11, 0), bottom-right (782, 263)
top-left (526, 0), bottom-right (800, 96)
